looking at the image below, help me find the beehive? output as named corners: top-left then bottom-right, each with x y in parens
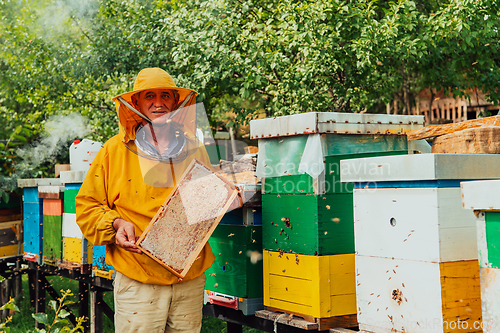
top-left (262, 194), bottom-right (354, 255)
top-left (205, 224), bottom-right (262, 298)
top-left (138, 159), bottom-right (238, 279)
top-left (0, 220), bottom-right (22, 258)
top-left (341, 154), bottom-right (500, 333)
top-left (59, 172), bottom-right (92, 269)
top-left (461, 179), bottom-right (500, 333)
top-left (92, 245), bottom-right (115, 279)
top-left (18, 178), bottom-right (61, 264)
top-left (252, 113), bottom-right (425, 325)
top-left (41, 192), bottom-right (63, 266)
top-left (263, 250), bottom-right (357, 330)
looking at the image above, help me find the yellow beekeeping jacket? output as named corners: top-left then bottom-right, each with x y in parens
top-left (76, 68), bottom-right (214, 285)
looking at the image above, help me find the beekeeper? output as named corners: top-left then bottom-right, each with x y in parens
top-left (76, 68), bottom-right (214, 333)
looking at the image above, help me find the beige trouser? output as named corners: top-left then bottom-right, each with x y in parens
top-left (113, 272), bottom-right (206, 333)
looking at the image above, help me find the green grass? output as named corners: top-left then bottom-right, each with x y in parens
top-left (6, 275), bottom-right (264, 333)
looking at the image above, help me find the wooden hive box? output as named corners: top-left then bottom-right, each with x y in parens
top-left (262, 194), bottom-right (354, 256)
top-left (263, 250), bottom-right (357, 330)
top-left (341, 154), bottom-right (500, 333)
top-left (40, 186), bottom-right (64, 266)
top-left (356, 256), bottom-right (481, 333)
top-left (0, 220), bottom-right (22, 259)
top-left (251, 112), bottom-right (424, 196)
top-left (18, 178), bottom-right (61, 264)
top-left (137, 159), bottom-right (238, 280)
top-left (462, 179), bottom-right (500, 333)
top-left (205, 224), bottom-right (263, 299)
top-left (59, 174), bottom-right (92, 272)
top-left (92, 245), bottom-right (115, 279)
top-left (21, 186), bottom-right (43, 264)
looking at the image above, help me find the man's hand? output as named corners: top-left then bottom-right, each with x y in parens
top-left (113, 218), bottom-right (142, 254)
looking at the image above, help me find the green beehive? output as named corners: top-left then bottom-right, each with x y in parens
top-left (205, 224), bottom-right (263, 298)
top-left (262, 194), bottom-right (353, 255)
top-left (43, 214), bottom-right (63, 263)
top-left (251, 112), bottom-right (426, 256)
top-left (63, 189), bottom-right (79, 214)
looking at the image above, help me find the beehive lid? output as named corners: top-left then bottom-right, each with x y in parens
top-left (60, 170), bottom-right (86, 184)
top-left (38, 185), bottom-right (64, 199)
top-left (461, 180), bottom-right (500, 210)
top-left (250, 112), bottom-right (424, 139)
top-left (340, 154), bottom-right (500, 183)
top-left (17, 178), bottom-right (61, 188)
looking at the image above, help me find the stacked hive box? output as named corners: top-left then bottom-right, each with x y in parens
top-left (92, 245), bottom-right (115, 279)
top-left (204, 184), bottom-right (263, 315)
top-left (461, 179), bottom-right (500, 333)
top-left (251, 112), bottom-right (425, 330)
top-left (341, 154), bottom-right (500, 333)
top-left (59, 171), bottom-right (92, 273)
top-left (0, 196), bottom-right (22, 259)
top-left (39, 185), bottom-right (64, 266)
top-left (18, 178), bottom-right (61, 264)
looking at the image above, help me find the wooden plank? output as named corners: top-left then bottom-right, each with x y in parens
top-left (137, 159), bottom-right (238, 280)
top-left (431, 126), bottom-right (500, 154)
top-left (257, 308), bottom-right (357, 331)
top-left (407, 115), bottom-right (500, 141)
top-left (0, 215), bottom-right (21, 222)
top-left (479, 267), bottom-right (500, 333)
top-left (255, 309), bottom-right (319, 330)
top-left (476, 213), bottom-right (489, 268)
top-left (440, 260), bottom-right (482, 333)
top-left (329, 328), bottom-right (370, 333)
top-left (317, 314), bottom-right (357, 331)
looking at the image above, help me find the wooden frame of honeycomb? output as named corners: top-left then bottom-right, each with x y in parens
top-left (137, 158), bottom-right (238, 280)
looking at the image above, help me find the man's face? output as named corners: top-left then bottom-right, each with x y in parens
top-left (132, 89), bottom-right (177, 122)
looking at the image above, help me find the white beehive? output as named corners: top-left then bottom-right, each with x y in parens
top-left (69, 139), bottom-right (102, 173)
top-left (341, 154), bottom-right (500, 333)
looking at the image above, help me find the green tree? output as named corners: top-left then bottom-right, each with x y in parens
top-left (0, 0), bottom-right (499, 189)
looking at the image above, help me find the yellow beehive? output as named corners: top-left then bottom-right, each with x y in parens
top-left (63, 237), bottom-right (92, 265)
top-left (0, 220), bottom-right (22, 258)
top-left (263, 250), bottom-right (356, 321)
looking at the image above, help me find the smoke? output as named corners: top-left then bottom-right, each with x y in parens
top-left (36, 0), bottom-right (98, 40)
top-left (16, 113), bottom-right (89, 171)
top-left (0, 112), bottom-right (89, 199)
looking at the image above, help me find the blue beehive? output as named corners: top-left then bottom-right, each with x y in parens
top-left (19, 178), bottom-right (62, 265)
top-left (92, 245), bottom-right (115, 279)
top-left (22, 187), bottom-right (43, 264)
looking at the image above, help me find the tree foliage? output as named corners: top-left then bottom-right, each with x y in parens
top-left (0, 0), bottom-right (499, 194)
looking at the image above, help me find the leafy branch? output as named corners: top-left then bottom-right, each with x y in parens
top-left (30, 289), bottom-right (85, 333)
